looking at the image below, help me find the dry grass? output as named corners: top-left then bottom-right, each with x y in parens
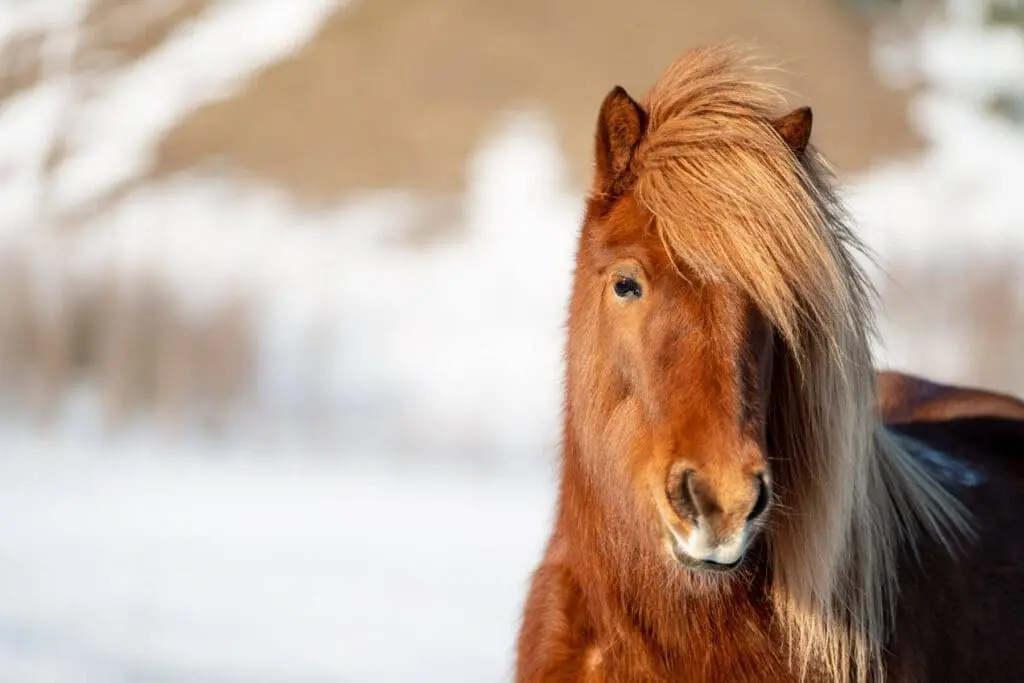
top-left (0, 251), bottom-right (254, 432)
top-left (0, 31), bottom-right (45, 103)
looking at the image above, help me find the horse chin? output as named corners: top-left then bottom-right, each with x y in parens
top-left (659, 517), bottom-right (749, 574)
top-left (668, 541), bottom-right (744, 573)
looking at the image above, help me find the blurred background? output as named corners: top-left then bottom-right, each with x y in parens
top-left (0, 0), bottom-right (1022, 680)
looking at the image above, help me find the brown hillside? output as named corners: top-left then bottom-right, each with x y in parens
top-left (153, 0), bottom-right (920, 201)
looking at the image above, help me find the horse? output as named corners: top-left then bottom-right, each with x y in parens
top-left (515, 45), bottom-right (1024, 683)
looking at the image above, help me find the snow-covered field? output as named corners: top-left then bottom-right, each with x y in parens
top-left (0, 436), bottom-right (555, 683)
top-left (1, 0), bottom-right (1023, 681)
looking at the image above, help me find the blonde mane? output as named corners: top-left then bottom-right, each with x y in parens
top-left (631, 45), bottom-right (971, 683)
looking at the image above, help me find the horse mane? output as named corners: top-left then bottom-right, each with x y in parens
top-left (630, 45), bottom-right (972, 683)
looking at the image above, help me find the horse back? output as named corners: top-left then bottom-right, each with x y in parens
top-left (878, 370), bottom-right (1024, 425)
top-left (887, 417), bottom-right (1024, 682)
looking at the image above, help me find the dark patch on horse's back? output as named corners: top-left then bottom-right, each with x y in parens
top-left (886, 416), bottom-right (1024, 683)
top-left (891, 416), bottom-right (1024, 479)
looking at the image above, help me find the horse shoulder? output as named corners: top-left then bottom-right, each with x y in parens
top-left (877, 370), bottom-right (1024, 425)
top-left (516, 537), bottom-right (603, 683)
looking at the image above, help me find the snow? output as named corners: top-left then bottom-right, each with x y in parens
top-left (332, 111), bottom-right (579, 458)
top-left (0, 0), bottom-right (88, 43)
top-left (45, 109), bottom-right (578, 460)
top-left (0, 439), bottom-right (555, 682)
top-left (850, 21), bottom-right (1024, 260)
top-left (847, 91), bottom-right (1024, 267)
top-left (51, 0), bottom-right (341, 209)
top-left (0, 0), bottom-right (343, 222)
top-left (847, 19), bottom-right (1024, 374)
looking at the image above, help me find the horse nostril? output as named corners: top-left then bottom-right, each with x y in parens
top-left (747, 473), bottom-right (770, 521)
top-left (675, 468), bottom-right (700, 521)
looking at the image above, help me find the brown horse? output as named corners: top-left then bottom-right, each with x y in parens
top-left (516, 45), bottom-right (1024, 683)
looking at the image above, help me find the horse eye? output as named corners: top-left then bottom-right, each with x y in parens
top-left (613, 277), bottom-right (642, 299)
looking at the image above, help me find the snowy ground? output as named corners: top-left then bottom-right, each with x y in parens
top-left (1, 1), bottom-right (1023, 681)
top-left (0, 435), bottom-right (556, 683)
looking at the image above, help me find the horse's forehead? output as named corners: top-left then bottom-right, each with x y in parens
top-left (589, 196), bottom-right (672, 269)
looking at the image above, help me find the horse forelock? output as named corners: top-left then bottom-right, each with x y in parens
top-left (633, 44), bottom-right (854, 357)
top-left (566, 43), bottom-right (972, 683)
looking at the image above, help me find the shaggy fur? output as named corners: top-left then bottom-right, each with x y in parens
top-left (633, 45), bottom-right (970, 682)
top-left (514, 45), bottom-right (1022, 683)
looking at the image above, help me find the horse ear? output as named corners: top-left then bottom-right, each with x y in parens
top-left (594, 86), bottom-right (646, 196)
top-left (773, 106), bottom-right (813, 154)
